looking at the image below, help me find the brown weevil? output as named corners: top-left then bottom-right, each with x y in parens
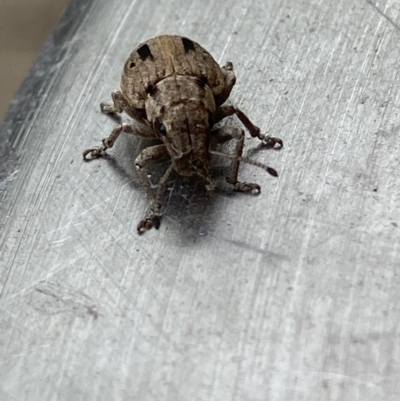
top-left (83, 35), bottom-right (282, 234)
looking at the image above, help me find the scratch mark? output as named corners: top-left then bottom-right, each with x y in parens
top-left (261, 368), bottom-right (380, 388)
top-left (221, 237), bottom-right (289, 260)
top-left (52, 236), bottom-right (71, 244)
top-left (367, 0), bottom-right (400, 32)
top-left (35, 287), bottom-right (61, 299)
top-left (35, 288), bottom-right (99, 320)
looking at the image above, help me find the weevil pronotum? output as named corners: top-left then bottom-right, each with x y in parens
top-left (83, 35), bottom-right (282, 234)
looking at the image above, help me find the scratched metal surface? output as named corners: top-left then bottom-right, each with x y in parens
top-left (1, 0), bottom-right (400, 400)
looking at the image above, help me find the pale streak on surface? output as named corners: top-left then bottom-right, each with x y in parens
top-left (367, 0), bottom-right (400, 32)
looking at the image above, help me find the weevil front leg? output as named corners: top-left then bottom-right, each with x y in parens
top-left (214, 105), bottom-right (283, 148)
top-left (83, 122), bottom-right (136, 160)
top-left (211, 126), bottom-right (261, 193)
top-left (100, 90), bottom-right (127, 114)
top-left (215, 62), bottom-right (236, 106)
top-left (101, 90), bottom-right (149, 125)
top-left (135, 144), bottom-right (169, 234)
top-left (83, 114), bottom-right (156, 160)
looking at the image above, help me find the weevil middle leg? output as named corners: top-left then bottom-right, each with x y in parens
top-left (210, 126), bottom-right (261, 193)
top-left (214, 105), bottom-right (283, 148)
top-left (135, 144), bottom-right (169, 234)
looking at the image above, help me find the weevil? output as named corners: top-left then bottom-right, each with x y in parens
top-left (83, 35), bottom-right (282, 234)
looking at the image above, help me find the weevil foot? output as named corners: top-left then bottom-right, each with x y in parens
top-left (204, 177), bottom-right (217, 192)
top-left (205, 182), bottom-right (216, 191)
top-left (228, 179), bottom-right (261, 194)
top-left (223, 61), bottom-right (233, 71)
top-left (260, 135), bottom-right (283, 148)
top-left (137, 214), bottom-right (161, 234)
top-left (83, 146), bottom-right (107, 160)
top-left (82, 133), bottom-right (116, 160)
top-left (100, 101), bottom-right (117, 114)
top-left (83, 123), bottom-right (130, 161)
top-left (137, 202), bottom-right (162, 234)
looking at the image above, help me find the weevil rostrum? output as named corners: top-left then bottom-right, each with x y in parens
top-left (83, 35), bottom-right (282, 234)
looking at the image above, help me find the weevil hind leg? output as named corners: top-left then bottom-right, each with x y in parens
top-left (213, 105), bottom-right (283, 148)
top-left (210, 126), bottom-right (261, 194)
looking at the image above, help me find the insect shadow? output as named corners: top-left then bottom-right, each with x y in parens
top-left (102, 133), bottom-right (225, 242)
top-left (245, 141), bottom-right (283, 159)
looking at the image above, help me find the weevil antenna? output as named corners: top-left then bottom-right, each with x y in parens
top-left (154, 162), bottom-right (175, 208)
top-left (209, 150), bottom-right (278, 177)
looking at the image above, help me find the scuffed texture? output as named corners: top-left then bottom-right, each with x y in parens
top-left (1, 0), bottom-right (400, 400)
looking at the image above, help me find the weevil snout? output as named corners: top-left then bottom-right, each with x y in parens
top-left (145, 76), bottom-right (215, 173)
top-left (170, 145), bottom-right (191, 160)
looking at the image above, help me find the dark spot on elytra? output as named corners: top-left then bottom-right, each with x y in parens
top-left (182, 37), bottom-right (195, 52)
top-left (129, 61), bottom-right (135, 68)
top-left (196, 76), bottom-right (208, 88)
top-left (208, 114), bottom-right (214, 128)
top-left (137, 44), bottom-right (153, 60)
top-left (146, 84), bottom-right (158, 97)
top-left (160, 105), bottom-right (166, 114)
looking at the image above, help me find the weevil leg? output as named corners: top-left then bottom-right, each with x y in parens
top-left (101, 90), bottom-right (149, 125)
top-left (210, 126), bottom-right (261, 194)
top-left (213, 105), bottom-right (283, 148)
top-left (194, 167), bottom-right (215, 192)
top-left (83, 119), bottom-right (158, 160)
top-left (215, 62), bottom-right (236, 106)
top-left (83, 122), bottom-right (137, 160)
top-left (100, 90), bottom-right (127, 114)
top-left (135, 144), bottom-right (169, 234)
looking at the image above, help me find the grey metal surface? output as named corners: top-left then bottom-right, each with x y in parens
top-left (1, 0), bottom-right (400, 400)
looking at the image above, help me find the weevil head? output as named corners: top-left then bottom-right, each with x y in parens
top-left (145, 75), bottom-right (216, 177)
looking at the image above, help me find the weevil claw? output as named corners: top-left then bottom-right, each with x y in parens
top-left (137, 215), bottom-right (161, 235)
top-left (82, 147), bottom-right (106, 161)
top-left (223, 61), bottom-right (233, 71)
top-left (260, 135), bottom-right (283, 149)
top-left (231, 181), bottom-right (261, 194)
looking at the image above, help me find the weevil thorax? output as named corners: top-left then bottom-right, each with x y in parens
top-left (145, 74), bottom-right (216, 177)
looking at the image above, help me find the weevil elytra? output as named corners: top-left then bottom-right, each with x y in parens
top-left (83, 34), bottom-right (282, 234)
